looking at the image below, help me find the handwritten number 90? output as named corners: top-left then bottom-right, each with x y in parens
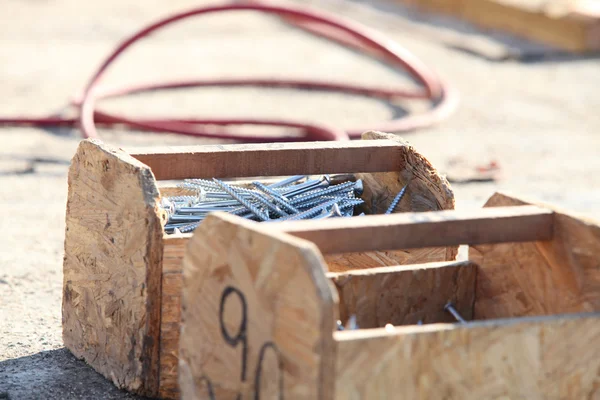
top-left (214, 285), bottom-right (283, 400)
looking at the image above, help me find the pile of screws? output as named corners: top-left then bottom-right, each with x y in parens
top-left (161, 175), bottom-right (366, 234)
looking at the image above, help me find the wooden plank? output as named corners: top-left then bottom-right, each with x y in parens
top-left (328, 261), bottom-right (477, 328)
top-left (471, 191), bottom-right (600, 320)
top-left (158, 237), bottom-right (188, 399)
top-left (179, 213), bottom-right (338, 400)
top-left (333, 312), bottom-right (600, 399)
top-left (276, 205), bottom-right (554, 255)
top-left (395, 0), bottom-right (600, 52)
top-left (128, 140), bottom-right (403, 180)
top-left (62, 139), bottom-right (163, 397)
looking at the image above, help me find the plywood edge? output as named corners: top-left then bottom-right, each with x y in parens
top-left (157, 236), bottom-right (190, 398)
top-left (179, 213), bottom-right (338, 400)
top-left (326, 260), bottom-right (475, 278)
top-left (62, 139), bottom-right (163, 396)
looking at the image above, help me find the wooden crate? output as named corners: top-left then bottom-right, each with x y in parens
top-left (61, 131), bottom-right (456, 398)
top-left (179, 191), bottom-right (600, 399)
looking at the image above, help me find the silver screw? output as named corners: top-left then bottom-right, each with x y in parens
top-left (385, 181), bottom-right (410, 215)
top-left (213, 179), bottom-right (269, 221)
top-left (177, 222), bottom-right (200, 233)
top-left (277, 198), bottom-right (341, 221)
top-left (291, 181), bottom-right (355, 205)
top-left (267, 175), bottom-right (306, 188)
top-left (252, 181), bottom-right (301, 214)
top-left (176, 206), bottom-right (239, 214)
top-left (444, 302), bottom-right (467, 324)
top-left (346, 315), bottom-right (359, 330)
top-left (168, 214), bottom-right (207, 222)
top-left (312, 203), bottom-right (343, 219)
top-left (246, 191), bottom-right (288, 218)
top-left (282, 175), bottom-right (331, 197)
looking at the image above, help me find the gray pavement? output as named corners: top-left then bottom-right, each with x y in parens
top-left (1, 0), bottom-right (599, 398)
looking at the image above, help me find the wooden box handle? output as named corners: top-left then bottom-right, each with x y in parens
top-left (270, 205), bottom-right (554, 254)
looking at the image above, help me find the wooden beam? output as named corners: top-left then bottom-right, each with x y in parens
top-left (128, 140), bottom-right (403, 180)
top-left (277, 205), bottom-right (554, 254)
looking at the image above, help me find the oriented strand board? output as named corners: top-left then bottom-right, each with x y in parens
top-left (179, 213), bottom-right (338, 400)
top-left (333, 313), bottom-right (600, 399)
top-left (328, 261), bottom-right (477, 327)
top-left (471, 191), bottom-right (600, 319)
top-left (62, 139), bottom-right (164, 396)
top-left (395, 0), bottom-right (600, 52)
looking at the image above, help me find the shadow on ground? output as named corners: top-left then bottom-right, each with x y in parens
top-left (0, 349), bottom-right (152, 400)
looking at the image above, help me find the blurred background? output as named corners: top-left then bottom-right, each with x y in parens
top-left (1, 0), bottom-right (599, 398)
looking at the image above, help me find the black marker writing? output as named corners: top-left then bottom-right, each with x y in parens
top-left (254, 342), bottom-right (284, 400)
top-left (219, 286), bottom-right (248, 382)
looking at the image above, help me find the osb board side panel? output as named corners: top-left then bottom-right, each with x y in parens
top-left (179, 214), bottom-right (337, 400)
top-left (330, 261), bottom-right (477, 328)
top-left (334, 314), bottom-right (600, 399)
top-left (62, 139), bottom-right (163, 395)
top-left (471, 192), bottom-right (600, 319)
top-left (327, 131), bottom-right (457, 272)
top-left (158, 237), bottom-right (188, 399)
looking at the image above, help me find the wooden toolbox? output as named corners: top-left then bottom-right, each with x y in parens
top-left (179, 192), bottom-right (600, 399)
top-left (61, 132), bottom-right (456, 398)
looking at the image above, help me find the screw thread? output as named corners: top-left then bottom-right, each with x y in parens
top-left (291, 181), bottom-right (355, 205)
top-left (252, 181), bottom-right (300, 214)
top-left (179, 222), bottom-right (200, 233)
top-left (213, 179), bottom-right (269, 221)
top-left (247, 191), bottom-right (288, 218)
top-left (280, 198), bottom-right (340, 221)
top-left (385, 182), bottom-right (409, 215)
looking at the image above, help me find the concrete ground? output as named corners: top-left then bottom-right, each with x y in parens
top-left (1, 0), bottom-right (599, 398)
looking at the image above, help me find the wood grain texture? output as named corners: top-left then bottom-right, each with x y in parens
top-left (396, 0), bottom-right (600, 52)
top-left (279, 205), bottom-right (554, 254)
top-left (328, 261), bottom-right (477, 328)
top-left (158, 236), bottom-right (188, 399)
top-left (333, 312), bottom-right (600, 399)
top-left (325, 131), bottom-right (458, 271)
top-left (129, 140), bottom-right (403, 180)
top-left (324, 247), bottom-right (453, 273)
top-left (471, 191), bottom-right (600, 320)
top-left (179, 213), bottom-right (338, 400)
top-left (62, 139), bottom-right (164, 396)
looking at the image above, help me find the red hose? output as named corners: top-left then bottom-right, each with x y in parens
top-left (0, 2), bottom-right (457, 142)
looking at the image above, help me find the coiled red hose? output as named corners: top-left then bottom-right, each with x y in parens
top-left (0, 2), bottom-right (457, 142)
